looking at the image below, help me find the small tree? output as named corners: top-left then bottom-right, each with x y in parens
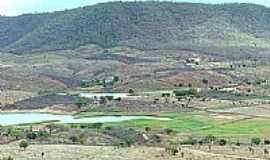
top-left (19, 140), bottom-right (29, 151)
top-left (41, 152), bottom-right (45, 159)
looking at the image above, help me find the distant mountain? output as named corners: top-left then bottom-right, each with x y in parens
top-left (1, 2), bottom-right (270, 55)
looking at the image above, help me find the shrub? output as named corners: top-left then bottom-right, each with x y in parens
top-left (37, 131), bottom-right (49, 137)
top-left (251, 137), bottom-right (261, 145)
top-left (181, 138), bottom-right (197, 145)
top-left (161, 93), bottom-right (170, 97)
top-left (128, 89), bottom-right (134, 94)
top-left (264, 139), bottom-right (270, 145)
top-left (145, 127), bottom-right (151, 132)
top-left (218, 139), bottom-right (227, 146)
top-left (173, 89), bottom-right (196, 97)
top-left (69, 136), bottom-right (79, 143)
top-left (204, 135), bottom-right (216, 143)
top-left (1, 157), bottom-right (14, 160)
top-left (26, 132), bottom-right (37, 139)
top-left (79, 123), bottom-right (103, 129)
top-left (74, 96), bottom-right (88, 108)
top-left (164, 128), bottom-right (174, 135)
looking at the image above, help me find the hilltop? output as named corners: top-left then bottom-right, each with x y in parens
top-left (1, 2), bottom-right (270, 56)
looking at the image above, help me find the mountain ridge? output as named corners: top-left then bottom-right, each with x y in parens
top-left (1, 2), bottom-right (270, 55)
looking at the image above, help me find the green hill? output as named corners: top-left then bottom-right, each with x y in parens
top-left (1, 2), bottom-right (270, 55)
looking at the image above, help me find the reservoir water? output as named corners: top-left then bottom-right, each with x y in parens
top-left (0, 113), bottom-right (170, 126)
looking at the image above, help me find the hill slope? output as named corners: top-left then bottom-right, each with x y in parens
top-left (1, 2), bottom-right (270, 55)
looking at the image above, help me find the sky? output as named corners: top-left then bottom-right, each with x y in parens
top-left (0, 0), bottom-right (270, 16)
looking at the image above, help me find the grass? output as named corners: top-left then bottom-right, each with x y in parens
top-left (103, 112), bottom-right (216, 132)
top-left (78, 111), bottom-right (270, 138)
top-left (200, 118), bottom-right (270, 138)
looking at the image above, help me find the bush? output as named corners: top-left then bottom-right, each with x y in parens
top-left (145, 127), bottom-right (151, 132)
top-left (164, 128), bottom-right (174, 135)
top-left (264, 139), bottom-right (270, 145)
top-left (26, 132), bottom-right (37, 139)
top-left (173, 89), bottom-right (196, 97)
top-left (204, 135), bottom-right (216, 143)
top-left (218, 139), bottom-right (227, 146)
top-left (69, 136), bottom-right (79, 143)
top-left (79, 123), bottom-right (103, 129)
top-left (1, 157), bottom-right (14, 160)
top-left (251, 137), bottom-right (261, 145)
top-left (128, 89), bottom-right (134, 94)
top-left (37, 131), bottom-right (49, 137)
top-left (181, 138), bottom-right (197, 145)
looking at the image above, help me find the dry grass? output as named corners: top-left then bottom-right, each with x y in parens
top-left (0, 142), bottom-right (267, 160)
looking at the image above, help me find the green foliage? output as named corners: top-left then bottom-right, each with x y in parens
top-left (71, 123), bottom-right (103, 129)
top-left (74, 96), bottom-right (88, 108)
top-left (181, 137), bottom-right (198, 145)
top-left (218, 139), bottom-right (227, 146)
top-left (265, 139), bottom-right (270, 145)
top-left (26, 132), bottom-right (37, 140)
top-left (251, 137), bottom-right (261, 145)
top-left (19, 140), bottom-right (29, 150)
top-left (1, 2), bottom-right (270, 56)
top-left (204, 135), bottom-right (216, 143)
top-left (173, 88), bottom-right (197, 97)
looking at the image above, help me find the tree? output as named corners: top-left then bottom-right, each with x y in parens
top-left (19, 140), bottom-right (29, 151)
top-left (41, 152), bottom-right (45, 159)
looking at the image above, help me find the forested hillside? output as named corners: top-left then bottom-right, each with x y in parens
top-left (1, 2), bottom-right (270, 55)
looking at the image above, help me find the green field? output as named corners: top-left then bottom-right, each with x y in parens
top-left (75, 111), bottom-right (270, 138)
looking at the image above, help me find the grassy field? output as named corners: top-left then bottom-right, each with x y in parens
top-left (76, 111), bottom-right (270, 139)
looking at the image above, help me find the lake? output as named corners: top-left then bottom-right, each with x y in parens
top-left (0, 113), bottom-right (170, 126)
top-left (78, 93), bottom-right (129, 99)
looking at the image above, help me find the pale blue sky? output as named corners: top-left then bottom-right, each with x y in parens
top-left (0, 0), bottom-right (269, 16)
